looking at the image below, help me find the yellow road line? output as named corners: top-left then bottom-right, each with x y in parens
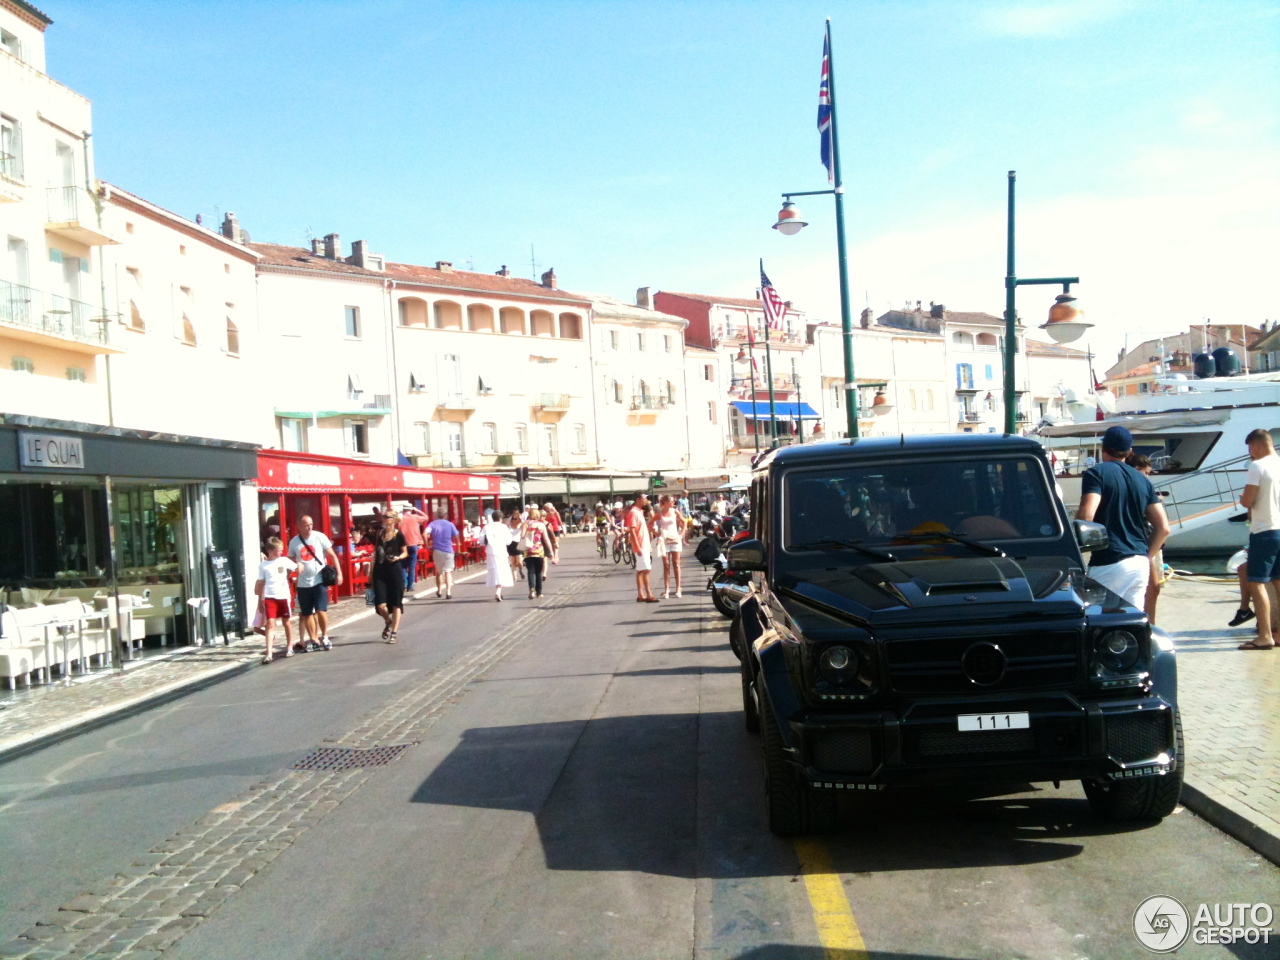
top-left (794, 838), bottom-right (869, 959)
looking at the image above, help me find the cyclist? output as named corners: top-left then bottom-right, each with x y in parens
top-left (593, 502), bottom-right (611, 555)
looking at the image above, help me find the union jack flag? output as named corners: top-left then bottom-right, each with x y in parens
top-left (818, 30), bottom-right (833, 184)
top-left (760, 265), bottom-right (787, 331)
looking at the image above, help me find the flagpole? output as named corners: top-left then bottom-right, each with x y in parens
top-left (759, 262), bottom-right (779, 447)
top-left (746, 332), bottom-right (760, 455)
top-left (827, 17), bottom-right (859, 439)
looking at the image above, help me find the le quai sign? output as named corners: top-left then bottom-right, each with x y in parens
top-left (19, 432), bottom-right (85, 470)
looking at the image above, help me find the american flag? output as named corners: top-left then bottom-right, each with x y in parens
top-left (818, 30), bottom-right (833, 185)
top-left (760, 265), bottom-right (787, 331)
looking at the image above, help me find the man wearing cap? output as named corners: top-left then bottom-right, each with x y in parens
top-left (1075, 425), bottom-right (1170, 609)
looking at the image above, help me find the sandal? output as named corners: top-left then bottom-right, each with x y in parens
top-left (1238, 640), bottom-right (1276, 650)
top-left (262, 655), bottom-right (273, 665)
top-left (388, 632), bottom-right (398, 644)
top-left (382, 625), bottom-right (391, 640)
top-left (284, 648), bottom-right (294, 658)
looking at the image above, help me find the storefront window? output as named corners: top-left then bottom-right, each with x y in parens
top-left (0, 482), bottom-right (107, 585)
top-left (113, 485), bottom-right (183, 584)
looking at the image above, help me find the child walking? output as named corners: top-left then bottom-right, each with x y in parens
top-left (256, 537), bottom-right (298, 663)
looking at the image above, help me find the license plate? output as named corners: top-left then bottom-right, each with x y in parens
top-left (957, 712), bottom-right (1030, 732)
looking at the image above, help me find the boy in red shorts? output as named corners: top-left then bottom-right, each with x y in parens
top-left (256, 537), bottom-right (298, 663)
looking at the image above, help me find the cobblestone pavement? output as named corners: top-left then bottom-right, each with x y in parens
top-left (0, 568), bottom-right (485, 762)
top-left (1161, 574), bottom-right (1280, 860)
top-left (0, 570), bottom-right (594, 959)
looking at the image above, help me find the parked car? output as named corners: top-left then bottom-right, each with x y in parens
top-left (730, 434), bottom-right (1182, 835)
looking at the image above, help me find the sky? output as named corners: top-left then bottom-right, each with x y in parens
top-left (44, 0), bottom-right (1280, 364)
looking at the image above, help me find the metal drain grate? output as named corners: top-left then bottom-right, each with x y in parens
top-left (293, 744), bottom-right (411, 771)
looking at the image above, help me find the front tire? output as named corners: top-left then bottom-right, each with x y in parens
top-left (711, 583), bottom-right (738, 620)
top-left (760, 689), bottom-right (836, 835)
top-left (1083, 713), bottom-right (1184, 821)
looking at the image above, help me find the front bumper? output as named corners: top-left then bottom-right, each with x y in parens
top-left (777, 691), bottom-right (1178, 791)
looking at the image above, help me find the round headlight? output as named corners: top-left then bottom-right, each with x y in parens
top-left (819, 645), bottom-right (859, 685)
top-left (1095, 629), bottom-right (1141, 672)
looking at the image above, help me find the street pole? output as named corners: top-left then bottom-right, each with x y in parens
top-left (827, 18), bottom-right (859, 439)
top-left (763, 305), bottom-right (779, 446)
top-left (1004, 171), bottom-right (1018, 435)
top-left (746, 335), bottom-right (761, 456)
top-left (792, 357), bottom-right (805, 443)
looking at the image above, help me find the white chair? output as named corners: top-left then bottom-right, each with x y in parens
top-left (186, 597), bottom-right (210, 646)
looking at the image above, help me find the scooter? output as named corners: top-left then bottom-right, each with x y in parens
top-left (694, 530), bottom-right (752, 622)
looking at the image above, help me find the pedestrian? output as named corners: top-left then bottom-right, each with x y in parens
top-left (425, 507), bottom-right (460, 600)
top-left (1125, 452), bottom-right (1165, 624)
top-left (1238, 428), bottom-right (1280, 650)
top-left (543, 502), bottom-right (562, 566)
top-left (287, 514), bottom-right (342, 652)
top-left (399, 504), bottom-right (428, 590)
top-left (1075, 425), bottom-right (1170, 609)
top-left (481, 509), bottom-right (514, 601)
top-left (677, 491), bottom-right (691, 518)
top-left (506, 510), bottom-right (526, 581)
top-left (521, 507), bottom-right (550, 599)
top-left (653, 494), bottom-right (687, 599)
top-left (255, 537), bottom-right (297, 663)
top-left (372, 510), bottom-right (408, 642)
top-left (626, 493), bottom-right (658, 602)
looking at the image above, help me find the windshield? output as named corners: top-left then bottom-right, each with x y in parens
top-left (784, 456), bottom-right (1061, 549)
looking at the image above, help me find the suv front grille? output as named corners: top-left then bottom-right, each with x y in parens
top-left (1105, 711), bottom-right (1168, 764)
top-left (811, 730), bottom-right (874, 774)
top-left (917, 728), bottom-right (1034, 756)
top-left (885, 630), bottom-right (1080, 694)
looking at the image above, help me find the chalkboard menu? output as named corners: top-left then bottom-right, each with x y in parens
top-left (207, 548), bottom-right (242, 642)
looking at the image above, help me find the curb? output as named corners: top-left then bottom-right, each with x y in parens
top-left (1180, 779), bottom-right (1280, 867)
top-left (0, 568), bottom-right (490, 766)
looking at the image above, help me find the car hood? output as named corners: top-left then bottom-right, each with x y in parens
top-left (777, 555), bottom-right (1087, 628)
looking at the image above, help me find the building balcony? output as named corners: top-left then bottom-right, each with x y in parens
top-left (629, 395), bottom-right (670, 411)
top-left (0, 152), bottom-right (22, 204)
top-left (0, 279), bottom-right (121, 354)
top-left (533, 393), bottom-right (571, 411)
top-left (46, 186), bottom-right (118, 246)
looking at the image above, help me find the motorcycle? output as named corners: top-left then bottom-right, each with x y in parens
top-left (694, 530), bottom-right (752, 624)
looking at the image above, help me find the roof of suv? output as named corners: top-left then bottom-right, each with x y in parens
top-left (756, 433), bottom-right (1045, 470)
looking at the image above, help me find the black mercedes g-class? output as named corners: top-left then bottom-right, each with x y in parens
top-left (729, 434), bottom-right (1182, 836)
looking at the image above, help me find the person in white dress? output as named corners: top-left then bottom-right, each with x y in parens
top-left (481, 509), bottom-right (515, 601)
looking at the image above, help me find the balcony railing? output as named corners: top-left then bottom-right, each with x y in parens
top-left (0, 279), bottom-right (110, 346)
top-left (47, 185), bottom-right (94, 222)
top-left (437, 394), bottom-right (477, 410)
top-left (630, 395), bottom-right (670, 410)
top-left (0, 151), bottom-right (21, 182)
top-left (363, 394), bottom-right (392, 411)
top-left (534, 393), bottom-right (571, 410)
top-left (719, 325), bottom-right (803, 345)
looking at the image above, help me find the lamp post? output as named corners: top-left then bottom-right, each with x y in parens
top-left (773, 20), bottom-right (859, 439)
top-left (1003, 170), bottom-right (1090, 434)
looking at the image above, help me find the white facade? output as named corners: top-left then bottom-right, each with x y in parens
top-left (588, 291), bottom-right (691, 472)
top-left (0, 0), bottom-right (117, 424)
top-left (682, 345), bottom-right (728, 469)
top-left (941, 314), bottom-right (1028, 434)
top-left (98, 189), bottom-right (268, 443)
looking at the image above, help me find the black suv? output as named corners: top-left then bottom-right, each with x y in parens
top-left (729, 434), bottom-right (1182, 836)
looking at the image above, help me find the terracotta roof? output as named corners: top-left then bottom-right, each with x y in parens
top-left (250, 242), bottom-right (387, 279)
top-left (585, 293), bottom-right (687, 325)
top-left (104, 183), bottom-right (260, 262)
top-left (659, 291), bottom-right (765, 310)
top-left (4, 0), bottom-right (51, 28)
top-left (685, 345), bottom-right (720, 355)
top-left (943, 310), bottom-right (1007, 327)
top-left (388, 262), bottom-right (590, 304)
top-left (1026, 339), bottom-right (1090, 358)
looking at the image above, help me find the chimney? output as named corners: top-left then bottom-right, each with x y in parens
top-left (929, 302), bottom-right (945, 319)
top-left (915, 300), bottom-right (923, 312)
top-left (636, 287), bottom-right (652, 309)
top-left (323, 233), bottom-right (340, 259)
top-left (436, 261), bottom-right (453, 273)
top-left (346, 240), bottom-right (384, 271)
top-left (541, 267), bottom-right (557, 289)
top-left (220, 212), bottom-right (241, 243)
top-left (310, 239), bottom-right (325, 256)
top-left (860, 307), bottom-right (872, 329)
top-left (496, 265), bottom-right (510, 277)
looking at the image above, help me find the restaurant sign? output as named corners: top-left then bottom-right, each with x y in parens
top-left (19, 432), bottom-right (85, 470)
top-left (286, 461), bottom-right (341, 486)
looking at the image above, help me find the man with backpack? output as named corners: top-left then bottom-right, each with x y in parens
top-left (288, 515), bottom-right (343, 651)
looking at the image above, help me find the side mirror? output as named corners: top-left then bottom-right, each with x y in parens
top-left (727, 538), bottom-right (767, 572)
top-left (1073, 520), bottom-right (1109, 552)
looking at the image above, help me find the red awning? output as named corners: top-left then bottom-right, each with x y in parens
top-left (256, 450), bottom-right (500, 496)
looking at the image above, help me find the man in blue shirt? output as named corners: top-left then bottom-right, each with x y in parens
top-left (1076, 425), bottom-right (1170, 609)
top-left (425, 508), bottom-right (460, 600)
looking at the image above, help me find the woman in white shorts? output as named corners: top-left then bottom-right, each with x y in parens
top-left (653, 494), bottom-right (688, 599)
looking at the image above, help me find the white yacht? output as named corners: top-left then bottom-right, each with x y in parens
top-left (1037, 373), bottom-right (1280, 554)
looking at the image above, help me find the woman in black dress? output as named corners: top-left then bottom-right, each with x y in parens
top-left (373, 511), bottom-right (409, 642)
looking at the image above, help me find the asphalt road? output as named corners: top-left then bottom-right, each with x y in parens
top-left (1, 538), bottom-right (1277, 960)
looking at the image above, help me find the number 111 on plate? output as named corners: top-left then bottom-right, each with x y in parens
top-left (957, 712), bottom-right (1030, 731)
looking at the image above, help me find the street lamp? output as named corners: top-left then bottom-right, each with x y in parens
top-left (772, 20), bottom-right (859, 439)
top-left (1003, 170), bottom-right (1087, 434)
top-left (871, 389), bottom-right (893, 415)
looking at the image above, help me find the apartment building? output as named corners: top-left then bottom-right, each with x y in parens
top-left (0, 0), bottom-right (116, 424)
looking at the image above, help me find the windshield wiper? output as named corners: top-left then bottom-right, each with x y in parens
top-left (792, 538), bottom-right (897, 562)
top-left (893, 530), bottom-right (1005, 557)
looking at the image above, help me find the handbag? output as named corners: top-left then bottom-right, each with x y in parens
top-left (300, 536), bottom-right (338, 587)
top-left (364, 586), bottom-right (376, 606)
top-left (251, 602), bottom-right (266, 635)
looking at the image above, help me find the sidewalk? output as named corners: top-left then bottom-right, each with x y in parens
top-left (1159, 573), bottom-right (1280, 864)
top-left (0, 568), bottom-right (483, 763)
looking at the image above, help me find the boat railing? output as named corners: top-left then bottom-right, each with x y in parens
top-left (1153, 453), bottom-right (1252, 530)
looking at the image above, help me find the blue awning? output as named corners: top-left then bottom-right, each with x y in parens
top-left (731, 401), bottom-right (822, 421)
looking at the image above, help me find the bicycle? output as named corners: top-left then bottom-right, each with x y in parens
top-left (612, 534), bottom-right (624, 564)
top-left (596, 528), bottom-right (609, 558)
